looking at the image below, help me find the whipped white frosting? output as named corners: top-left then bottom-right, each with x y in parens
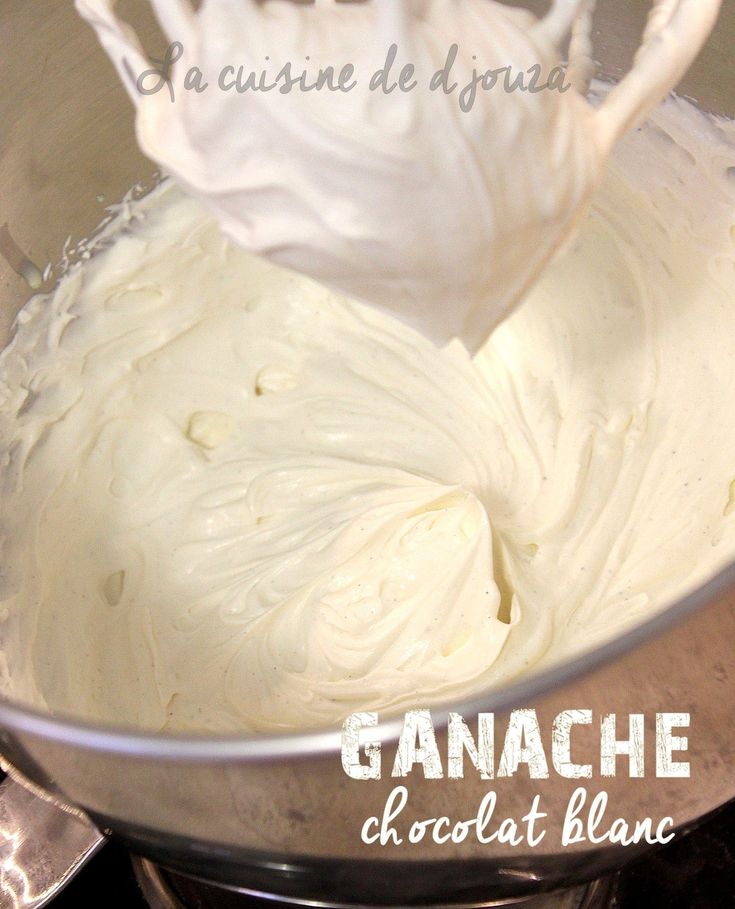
top-left (0, 96), bottom-right (734, 733)
top-left (74, 0), bottom-right (720, 352)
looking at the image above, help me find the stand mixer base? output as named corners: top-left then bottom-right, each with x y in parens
top-left (131, 856), bottom-right (617, 909)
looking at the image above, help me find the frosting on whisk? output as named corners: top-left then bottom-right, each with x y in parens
top-left (75, 0), bottom-right (720, 351)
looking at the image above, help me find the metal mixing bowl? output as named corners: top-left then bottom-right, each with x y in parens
top-left (0, 1), bottom-right (733, 905)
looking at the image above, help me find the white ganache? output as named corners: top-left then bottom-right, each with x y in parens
top-left (0, 98), bottom-right (734, 733)
top-left (73, 0), bottom-right (720, 352)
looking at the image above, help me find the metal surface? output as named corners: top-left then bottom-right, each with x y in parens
top-left (0, 0), bottom-right (734, 905)
top-left (131, 856), bottom-right (607, 909)
top-left (0, 774), bottom-right (104, 909)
